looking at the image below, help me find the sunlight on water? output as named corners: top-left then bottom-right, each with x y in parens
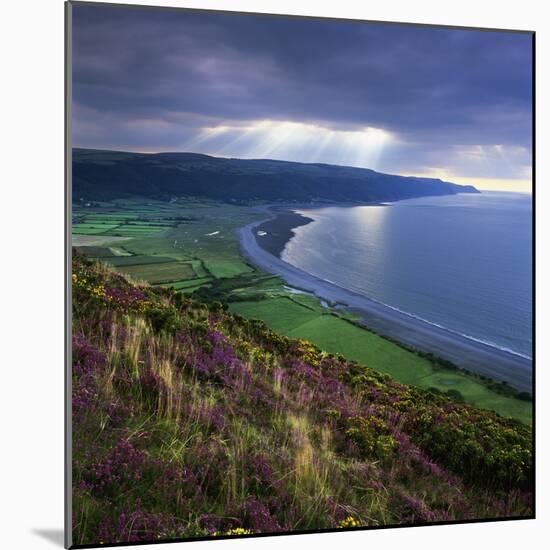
top-left (283, 192), bottom-right (532, 358)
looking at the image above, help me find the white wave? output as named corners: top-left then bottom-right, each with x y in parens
top-left (290, 265), bottom-right (532, 361)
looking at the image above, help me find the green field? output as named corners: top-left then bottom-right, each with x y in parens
top-left (116, 262), bottom-right (196, 284)
top-left (72, 224), bottom-right (120, 234)
top-left (229, 298), bottom-right (532, 424)
top-left (74, 246), bottom-right (116, 257)
top-left (102, 255), bottom-right (177, 267)
top-left (72, 198), bottom-right (532, 425)
top-left (72, 198), bottom-right (263, 293)
top-left (160, 277), bottom-right (212, 290)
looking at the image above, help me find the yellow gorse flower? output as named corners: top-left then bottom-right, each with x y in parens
top-left (338, 516), bottom-right (361, 528)
top-left (225, 528), bottom-right (253, 536)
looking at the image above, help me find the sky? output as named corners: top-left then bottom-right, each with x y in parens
top-left (71, 4), bottom-right (533, 192)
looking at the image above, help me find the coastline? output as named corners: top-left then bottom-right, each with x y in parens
top-left (254, 211), bottom-right (315, 257)
top-left (239, 208), bottom-right (532, 393)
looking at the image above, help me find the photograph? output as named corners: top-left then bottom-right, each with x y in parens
top-left (67, 1), bottom-right (534, 547)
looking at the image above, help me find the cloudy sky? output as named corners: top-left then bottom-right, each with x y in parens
top-left (71, 4), bottom-right (533, 192)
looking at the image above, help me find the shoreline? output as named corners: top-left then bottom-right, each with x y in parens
top-left (254, 211), bottom-right (315, 257)
top-left (239, 209), bottom-right (532, 393)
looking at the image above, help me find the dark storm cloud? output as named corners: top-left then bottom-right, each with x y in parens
top-left (71, 3), bottom-right (532, 184)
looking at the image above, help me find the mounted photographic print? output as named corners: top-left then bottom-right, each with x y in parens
top-left (65, 1), bottom-right (535, 548)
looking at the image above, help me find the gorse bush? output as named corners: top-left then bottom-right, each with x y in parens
top-left (71, 253), bottom-right (533, 545)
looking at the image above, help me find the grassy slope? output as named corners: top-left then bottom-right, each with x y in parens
top-left (72, 198), bottom-right (532, 424)
top-left (229, 299), bottom-right (532, 424)
top-left (72, 255), bottom-right (532, 546)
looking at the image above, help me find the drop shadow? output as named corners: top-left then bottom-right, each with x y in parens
top-left (32, 529), bottom-right (65, 547)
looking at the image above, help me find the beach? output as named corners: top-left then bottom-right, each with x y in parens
top-left (254, 211), bottom-right (314, 256)
top-left (239, 209), bottom-right (533, 393)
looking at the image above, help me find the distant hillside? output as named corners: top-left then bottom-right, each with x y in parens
top-left (72, 148), bottom-right (479, 203)
top-left (72, 253), bottom-right (531, 545)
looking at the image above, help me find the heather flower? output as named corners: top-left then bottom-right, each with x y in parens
top-left (104, 285), bottom-right (148, 313)
top-left (393, 491), bottom-right (437, 523)
top-left (192, 514), bottom-right (220, 535)
top-left (71, 253), bottom-right (534, 545)
top-left (85, 439), bottom-right (146, 496)
top-left (182, 330), bottom-right (252, 389)
top-left (325, 497), bottom-right (348, 524)
top-left (72, 335), bottom-right (106, 421)
top-left (289, 358), bottom-right (318, 382)
top-left (244, 498), bottom-right (281, 533)
top-left (207, 330), bottom-right (227, 346)
top-left (73, 334), bottom-right (106, 376)
top-left (250, 454), bottom-right (274, 485)
top-left (98, 509), bottom-right (176, 543)
top-left (192, 442), bottom-right (230, 497)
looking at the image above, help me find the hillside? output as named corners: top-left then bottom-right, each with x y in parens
top-left (71, 254), bottom-right (532, 546)
top-left (72, 148), bottom-right (479, 203)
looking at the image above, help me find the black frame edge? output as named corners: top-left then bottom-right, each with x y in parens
top-left (65, 1), bottom-right (74, 548)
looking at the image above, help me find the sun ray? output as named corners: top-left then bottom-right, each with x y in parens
top-left (185, 119), bottom-right (394, 170)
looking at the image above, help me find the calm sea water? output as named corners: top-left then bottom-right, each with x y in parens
top-left (282, 192), bottom-right (533, 358)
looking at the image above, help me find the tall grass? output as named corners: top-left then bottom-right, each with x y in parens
top-left (71, 254), bottom-right (533, 545)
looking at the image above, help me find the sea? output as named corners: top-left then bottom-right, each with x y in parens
top-left (282, 191), bottom-right (533, 359)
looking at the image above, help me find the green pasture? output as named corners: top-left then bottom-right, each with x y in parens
top-left (116, 262), bottom-right (196, 284)
top-left (72, 224), bottom-right (120, 234)
top-left (79, 217), bottom-right (138, 224)
top-left (74, 246), bottom-right (116, 257)
top-left (106, 227), bottom-right (167, 237)
top-left (161, 277), bottom-right (213, 290)
top-left (100, 255), bottom-right (177, 267)
top-left (71, 235), bottom-right (131, 247)
top-left (229, 298), bottom-right (532, 425)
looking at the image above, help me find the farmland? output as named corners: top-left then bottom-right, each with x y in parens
top-left (72, 197), bottom-right (262, 288)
